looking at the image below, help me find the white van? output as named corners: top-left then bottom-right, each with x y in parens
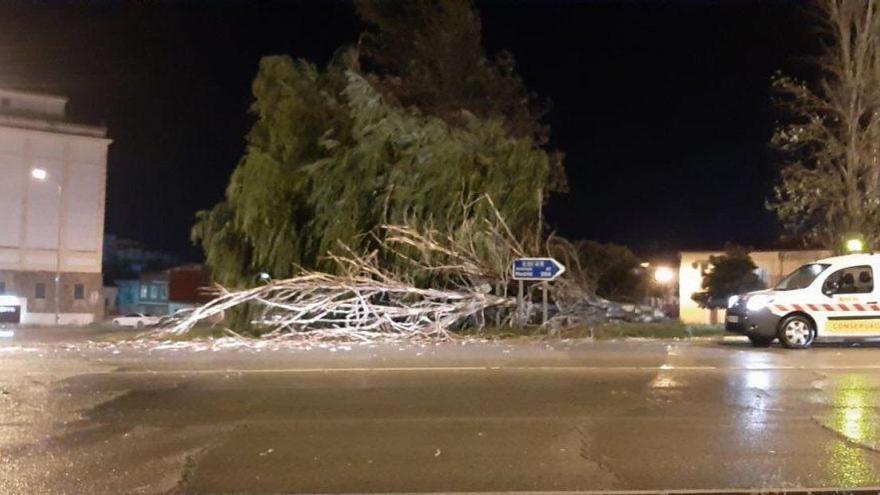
top-left (726, 253), bottom-right (880, 348)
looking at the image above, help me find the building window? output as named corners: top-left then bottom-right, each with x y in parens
top-left (35, 283), bottom-right (46, 299)
top-left (149, 285), bottom-right (158, 300)
top-left (0, 282), bottom-right (5, 295)
top-left (74, 284), bottom-right (85, 300)
top-left (140, 285), bottom-right (149, 300)
top-left (159, 285), bottom-right (168, 300)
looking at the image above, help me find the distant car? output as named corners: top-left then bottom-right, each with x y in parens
top-left (111, 313), bottom-right (160, 328)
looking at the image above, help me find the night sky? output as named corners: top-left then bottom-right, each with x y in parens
top-left (0, 0), bottom-right (812, 259)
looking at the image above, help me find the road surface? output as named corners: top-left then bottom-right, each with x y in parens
top-left (3, 328), bottom-right (880, 493)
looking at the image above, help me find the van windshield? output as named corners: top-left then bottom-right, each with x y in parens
top-left (775, 263), bottom-right (830, 290)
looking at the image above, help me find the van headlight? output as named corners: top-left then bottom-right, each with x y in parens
top-left (728, 295), bottom-right (740, 308)
top-left (746, 294), bottom-right (774, 311)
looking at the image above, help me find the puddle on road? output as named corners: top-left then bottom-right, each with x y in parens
top-left (815, 374), bottom-right (880, 486)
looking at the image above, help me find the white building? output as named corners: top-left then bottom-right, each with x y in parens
top-left (678, 249), bottom-right (831, 325)
top-left (0, 88), bottom-right (111, 325)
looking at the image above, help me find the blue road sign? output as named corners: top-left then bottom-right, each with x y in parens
top-left (512, 258), bottom-right (566, 281)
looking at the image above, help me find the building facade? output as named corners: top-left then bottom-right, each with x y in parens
top-left (678, 249), bottom-right (831, 325)
top-left (0, 88), bottom-right (111, 325)
top-left (116, 264), bottom-right (211, 316)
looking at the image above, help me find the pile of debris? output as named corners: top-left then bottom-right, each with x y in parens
top-left (543, 293), bottom-right (666, 331)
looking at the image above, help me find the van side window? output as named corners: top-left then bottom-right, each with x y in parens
top-left (822, 265), bottom-right (874, 295)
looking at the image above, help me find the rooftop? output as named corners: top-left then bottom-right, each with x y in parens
top-left (0, 87), bottom-right (107, 139)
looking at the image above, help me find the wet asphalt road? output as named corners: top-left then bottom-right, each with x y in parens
top-left (4, 330), bottom-right (880, 493)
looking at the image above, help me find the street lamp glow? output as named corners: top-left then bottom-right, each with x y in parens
top-left (846, 238), bottom-right (864, 253)
top-left (31, 168), bottom-right (48, 181)
top-left (654, 266), bottom-right (674, 284)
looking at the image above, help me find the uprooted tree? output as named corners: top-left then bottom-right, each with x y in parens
top-left (193, 56), bottom-right (553, 287)
top-left (185, 1), bottom-right (650, 338)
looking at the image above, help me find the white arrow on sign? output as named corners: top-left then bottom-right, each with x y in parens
top-left (511, 257), bottom-right (566, 281)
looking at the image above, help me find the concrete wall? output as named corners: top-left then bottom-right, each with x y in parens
top-left (0, 88), bottom-right (67, 117)
top-left (679, 250), bottom-right (832, 325)
top-left (0, 128), bottom-right (109, 273)
top-left (0, 269), bottom-right (103, 324)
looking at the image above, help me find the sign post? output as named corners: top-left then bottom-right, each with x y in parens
top-left (511, 258), bottom-right (566, 325)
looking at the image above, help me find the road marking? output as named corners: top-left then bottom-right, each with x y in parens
top-left (98, 363), bottom-right (880, 375)
top-left (331, 489), bottom-right (880, 495)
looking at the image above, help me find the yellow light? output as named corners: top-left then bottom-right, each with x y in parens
top-left (31, 168), bottom-right (48, 181)
top-left (846, 238), bottom-right (864, 253)
top-left (654, 266), bottom-right (674, 284)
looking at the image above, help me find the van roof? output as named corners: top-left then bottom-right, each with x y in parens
top-left (815, 253), bottom-right (878, 264)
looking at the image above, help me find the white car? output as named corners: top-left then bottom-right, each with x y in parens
top-left (727, 253), bottom-right (880, 348)
top-left (111, 313), bottom-right (160, 328)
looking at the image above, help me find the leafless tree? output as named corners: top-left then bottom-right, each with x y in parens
top-left (770, 0), bottom-right (880, 249)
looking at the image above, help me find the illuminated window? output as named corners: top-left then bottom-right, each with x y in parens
top-left (140, 285), bottom-right (148, 299)
top-left (149, 285), bottom-right (158, 299)
top-left (35, 283), bottom-right (46, 299)
top-left (74, 284), bottom-right (85, 300)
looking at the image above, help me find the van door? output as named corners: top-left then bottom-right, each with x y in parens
top-left (817, 264), bottom-right (880, 337)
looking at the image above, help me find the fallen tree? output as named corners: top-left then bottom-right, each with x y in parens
top-left (167, 270), bottom-right (513, 341)
top-left (167, 196), bottom-right (664, 341)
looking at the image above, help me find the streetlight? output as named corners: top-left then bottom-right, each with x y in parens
top-left (31, 168), bottom-right (62, 326)
top-left (653, 266), bottom-right (674, 284)
top-left (846, 238), bottom-right (865, 253)
top-left (650, 265), bottom-right (675, 316)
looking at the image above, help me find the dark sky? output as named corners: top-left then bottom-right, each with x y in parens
top-left (0, 0), bottom-right (812, 259)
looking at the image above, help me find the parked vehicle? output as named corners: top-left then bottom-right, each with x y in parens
top-left (726, 253), bottom-right (880, 349)
top-left (111, 313), bottom-right (161, 328)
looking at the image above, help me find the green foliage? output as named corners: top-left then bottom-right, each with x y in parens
top-left (194, 55), bottom-right (551, 287)
top-left (691, 245), bottom-right (764, 309)
top-left (548, 239), bottom-right (645, 302)
top-left (577, 241), bottom-right (645, 302)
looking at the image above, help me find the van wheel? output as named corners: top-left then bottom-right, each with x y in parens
top-left (748, 335), bottom-right (774, 347)
top-left (778, 315), bottom-right (815, 349)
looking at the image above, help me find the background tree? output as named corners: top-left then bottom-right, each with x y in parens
top-left (574, 241), bottom-right (645, 302)
top-left (355, 0), bottom-right (568, 193)
top-left (356, 0), bottom-right (546, 142)
top-left (691, 246), bottom-right (764, 309)
top-left (769, 0), bottom-right (880, 250)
